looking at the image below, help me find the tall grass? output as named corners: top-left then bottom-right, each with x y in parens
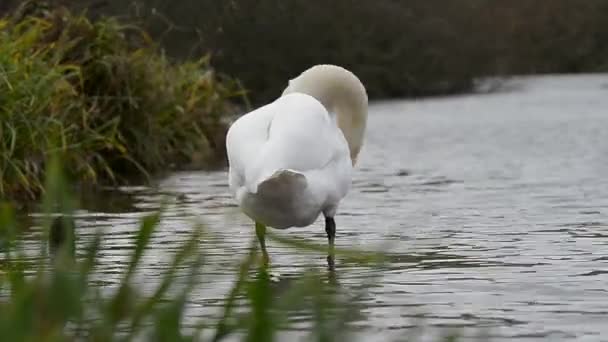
top-left (0, 7), bottom-right (242, 202)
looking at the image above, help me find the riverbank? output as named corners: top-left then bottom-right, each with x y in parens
top-left (0, 8), bottom-right (242, 202)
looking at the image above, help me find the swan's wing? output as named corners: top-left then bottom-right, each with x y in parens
top-left (260, 94), bottom-right (347, 174)
top-left (225, 100), bottom-right (275, 193)
top-left (226, 93), bottom-right (350, 194)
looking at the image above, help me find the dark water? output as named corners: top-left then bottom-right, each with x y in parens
top-left (30, 74), bottom-right (608, 341)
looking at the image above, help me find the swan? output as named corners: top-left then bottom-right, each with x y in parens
top-left (226, 64), bottom-right (368, 263)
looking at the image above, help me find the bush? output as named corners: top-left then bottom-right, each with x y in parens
top-left (0, 7), bottom-right (242, 201)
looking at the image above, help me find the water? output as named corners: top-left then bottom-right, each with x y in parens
top-left (29, 74), bottom-right (608, 340)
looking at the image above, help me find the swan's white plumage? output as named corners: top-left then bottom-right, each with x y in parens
top-left (226, 65), bottom-right (366, 229)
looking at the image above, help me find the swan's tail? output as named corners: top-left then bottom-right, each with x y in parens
top-left (255, 169), bottom-right (307, 198)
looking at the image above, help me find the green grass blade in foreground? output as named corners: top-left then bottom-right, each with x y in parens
top-left (149, 243), bottom-right (206, 342)
top-left (73, 230), bottom-right (103, 339)
top-left (102, 210), bottom-right (162, 332)
top-left (127, 224), bottom-right (204, 339)
top-left (0, 203), bottom-right (17, 260)
top-left (211, 240), bottom-right (259, 342)
top-left (40, 152), bottom-right (76, 259)
top-left (125, 212), bottom-right (161, 281)
top-left (245, 266), bottom-right (274, 342)
top-left (266, 231), bottom-right (387, 265)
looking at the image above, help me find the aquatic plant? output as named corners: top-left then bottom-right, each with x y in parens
top-left (0, 6), bottom-right (242, 201)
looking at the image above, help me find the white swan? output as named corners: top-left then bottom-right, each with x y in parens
top-left (226, 64), bottom-right (368, 261)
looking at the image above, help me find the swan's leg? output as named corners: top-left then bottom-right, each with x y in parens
top-left (325, 216), bottom-right (336, 247)
top-left (255, 221), bottom-right (269, 265)
top-left (325, 216), bottom-right (336, 269)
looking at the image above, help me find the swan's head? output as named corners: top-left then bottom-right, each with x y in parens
top-left (282, 64), bottom-right (368, 165)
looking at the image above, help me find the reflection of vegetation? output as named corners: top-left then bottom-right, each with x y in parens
top-left (0, 154), bottom-right (472, 341)
top-left (0, 7), bottom-right (241, 201)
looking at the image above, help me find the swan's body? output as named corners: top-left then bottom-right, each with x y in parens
top-left (226, 65), bottom-right (367, 261)
top-left (227, 93), bottom-right (352, 228)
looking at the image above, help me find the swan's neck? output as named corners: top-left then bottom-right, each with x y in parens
top-left (282, 65), bottom-right (368, 165)
top-left (332, 96), bottom-right (367, 165)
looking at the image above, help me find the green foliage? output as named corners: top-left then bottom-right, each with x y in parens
top-left (0, 7), bottom-right (241, 201)
top-left (0, 157), bottom-right (203, 341)
top-left (0, 154), bottom-right (385, 342)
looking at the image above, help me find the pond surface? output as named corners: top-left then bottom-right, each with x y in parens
top-left (32, 74), bottom-right (608, 341)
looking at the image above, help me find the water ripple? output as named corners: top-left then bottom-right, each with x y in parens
top-left (20, 74), bottom-right (608, 341)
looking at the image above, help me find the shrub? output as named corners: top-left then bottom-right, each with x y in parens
top-left (0, 7), bottom-right (242, 201)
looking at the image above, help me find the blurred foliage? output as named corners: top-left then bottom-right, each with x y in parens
top-left (0, 153), bottom-right (472, 342)
top-left (0, 4), bottom-right (242, 201)
top-left (6, 0), bottom-right (606, 103)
